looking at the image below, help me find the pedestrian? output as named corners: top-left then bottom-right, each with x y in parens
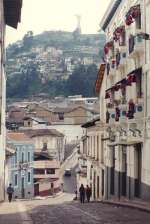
top-left (86, 185), bottom-right (92, 202)
top-left (7, 183), bottom-right (14, 203)
top-left (73, 189), bottom-right (77, 200)
top-left (79, 184), bottom-right (85, 203)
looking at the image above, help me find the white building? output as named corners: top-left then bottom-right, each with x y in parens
top-left (0, 0), bottom-right (22, 201)
top-left (99, 0), bottom-right (150, 200)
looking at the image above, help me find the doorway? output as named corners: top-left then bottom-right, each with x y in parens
top-left (134, 143), bottom-right (142, 198)
top-left (34, 183), bottom-right (39, 196)
top-left (21, 177), bottom-right (25, 198)
top-left (97, 176), bottom-right (99, 198)
top-left (122, 147), bottom-right (127, 196)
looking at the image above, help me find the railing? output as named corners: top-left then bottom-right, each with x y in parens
top-left (106, 99), bottom-right (144, 124)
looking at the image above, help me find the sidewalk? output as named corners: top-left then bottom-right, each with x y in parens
top-left (101, 198), bottom-right (150, 213)
top-left (0, 201), bottom-right (33, 224)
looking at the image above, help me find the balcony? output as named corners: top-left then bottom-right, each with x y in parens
top-left (128, 35), bottom-right (144, 58)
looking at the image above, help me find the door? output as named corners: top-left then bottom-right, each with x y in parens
top-left (102, 169), bottom-right (104, 197)
top-left (134, 143), bottom-right (142, 198)
top-left (93, 172), bottom-right (96, 199)
top-left (122, 147), bottom-right (127, 196)
top-left (97, 176), bottom-right (99, 198)
top-left (34, 183), bottom-right (39, 196)
top-left (110, 147), bottom-right (115, 195)
top-left (21, 177), bottom-right (25, 198)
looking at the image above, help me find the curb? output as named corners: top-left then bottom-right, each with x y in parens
top-left (100, 200), bottom-right (150, 213)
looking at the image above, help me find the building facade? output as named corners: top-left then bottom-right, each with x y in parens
top-left (0, 0), bottom-right (22, 201)
top-left (79, 117), bottom-right (106, 200)
top-left (34, 152), bottom-right (60, 196)
top-left (99, 0), bottom-right (150, 201)
top-left (7, 132), bottom-right (34, 199)
top-left (21, 129), bottom-right (65, 162)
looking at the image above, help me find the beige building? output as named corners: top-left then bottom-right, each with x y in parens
top-left (0, 0), bottom-right (22, 201)
top-left (79, 117), bottom-right (105, 200)
top-left (20, 129), bottom-right (65, 162)
top-left (98, 0), bottom-right (150, 201)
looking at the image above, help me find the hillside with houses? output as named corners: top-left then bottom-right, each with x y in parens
top-left (6, 31), bottom-right (105, 99)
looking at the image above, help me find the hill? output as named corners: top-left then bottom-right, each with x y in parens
top-left (6, 30), bottom-right (105, 99)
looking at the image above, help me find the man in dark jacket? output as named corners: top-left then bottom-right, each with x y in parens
top-left (7, 183), bottom-right (14, 202)
top-left (79, 184), bottom-right (85, 203)
top-left (86, 185), bottom-right (92, 202)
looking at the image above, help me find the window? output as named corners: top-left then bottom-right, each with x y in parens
top-left (14, 174), bottom-right (18, 186)
top-left (135, 14), bottom-right (141, 29)
top-left (28, 152), bottom-right (30, 162)
top-left (42, 142), bottom-right (47, 151)
top-left (34, 169), bottom-right (45, 175)
top-left (47, 168), bottom-right (55, 174)
top-left (136, 71), bottom-right (142, 98)
top-left (21, 152), bottom-right (24, 163)
top-left (28, 172), bottom-right (31, 183)
top-left (14, 152), bottom-right (17, 164)
top-left (58, 112), bottom-right (64, 120)
top-left (119, 31), bottom-right (126, 46)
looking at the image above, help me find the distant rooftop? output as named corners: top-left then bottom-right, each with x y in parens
top-left (7, 132), bottom-right (32, 143)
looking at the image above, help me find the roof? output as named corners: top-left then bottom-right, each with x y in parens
top-left (53, 105), bottom-right (99, 115)
top-left (81, 116), bottom-right (100, 128)
top-left (100, 0), bottom-right (122, 31)
top-left (34, 152), bottom-right (53, 160)
top-left (23, 116), bottom-right (48, 124)
top-left (95, 64), bottom-right (106, 95)
top-left (20, 129), bottom-right (64, 138)
top-left (4, 0), bottom-right (23, 28)
top-left (7, 132), bottom-right (33, 143)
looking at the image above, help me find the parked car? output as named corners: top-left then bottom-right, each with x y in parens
top-left (64, 168), bottom-right (71, 176)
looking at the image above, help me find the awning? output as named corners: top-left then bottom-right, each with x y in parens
top-left (95, 64), bottom-right (106, 94)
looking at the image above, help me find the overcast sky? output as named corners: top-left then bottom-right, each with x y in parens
top-left (6, 0), bottom-right (111, 45)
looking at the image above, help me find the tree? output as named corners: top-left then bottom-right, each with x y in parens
top-left (66, 63), bottom-right (98, 97)
top-left (23, 31), bottom-right (34, 49)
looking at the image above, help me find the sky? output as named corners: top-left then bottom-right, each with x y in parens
top-left (6, 0), bottom-right (111, 45)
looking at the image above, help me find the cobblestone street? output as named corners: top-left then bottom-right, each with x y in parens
top-left (24, 193), bottom-right (150, 224)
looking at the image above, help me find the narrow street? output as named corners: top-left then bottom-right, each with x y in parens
top-left (23, 193), bottom-right (150, 224)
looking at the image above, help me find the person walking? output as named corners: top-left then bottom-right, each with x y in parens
top-left (7, 184), bottom-right (14, 202)
top-left (79, 184), bottom-right (85, 203)
top-left (86, 185), bottom-right (92, 202)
